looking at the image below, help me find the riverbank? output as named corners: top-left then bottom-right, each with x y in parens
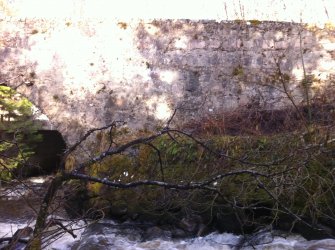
top-left (1, 175), bottom-right (335, 249)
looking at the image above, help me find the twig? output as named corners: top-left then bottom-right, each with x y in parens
top-left (146, 142), bottom-right (165, 181)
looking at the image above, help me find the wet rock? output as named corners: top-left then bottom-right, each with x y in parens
top-left (72, 235), bottom-right (112, 250)
top-left (241, 229), bottom-right (274, 247)
top-left (171, 228), bottom-right (188, 238)
top-left (200, 232), bottom-right (242, 249)
top-left (83, 223), bottom-right (108, 236)
top-left (196, 223), bottom-right (208, 236)
top-left (179, 215), bottom-right (204, 234)
top-left (109, 204), bottom-right (128, 218)
top-left (72, 222), bottom-right (145, 249)
top-left (179, 217), bottom-right (198, 233)
top-left (178, 215), bottom-right (209, 237)
top-left (276, 215), bottom-right (335, 240)
top-left (143, 226), bottom-right (172, 241)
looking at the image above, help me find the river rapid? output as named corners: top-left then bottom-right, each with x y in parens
top-left (1, 177), bottom-right (335, 250)
top-left (2, 220), bottom-right (335, 250)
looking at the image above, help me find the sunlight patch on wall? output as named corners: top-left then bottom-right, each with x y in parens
top-left (24, 20), bottom-right (152, 101)
top-left (319, 39), bottom-right (335, 51)
top-left (143, 24), bottom-right (160, 36)
top-left (27, 26), bottom-right (97, 86)
top-left (145, 96), bottom-right (172, 121)
top-left (316, 60), bottom-right (335, 72)
top-left (32, 107), bottom-right (49, 121)
top-left (174, 36), bottom-right (189, 50)
top-left (292, 67), bottom-right (305, 81)
top-left (159, 70), bottom-right (178, 84)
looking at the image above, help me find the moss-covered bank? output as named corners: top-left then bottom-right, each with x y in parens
top-left (63, 119), bottom-right (335, 239)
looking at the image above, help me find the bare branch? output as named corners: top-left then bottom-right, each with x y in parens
top-left (72, 129), bottom-right (170, 173)
top-left (68, 169), bottom-right (269, 192)
top-left (63, 121), bottom-right (125, 158)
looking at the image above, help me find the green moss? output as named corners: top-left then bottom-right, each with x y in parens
top-left (232, 65), bottom-right (244, 76)
top-left (77, 124), bottom-right (335, 230)
top-left (249, 19), bottom-right (262, 25)
top-left (324, 22), bottom-right (335, 30)
top-left (87, 182), bottom-right (103, 195)
top-left (267, 71), bottom-right (291, 85)
top-left (233, 19), bottom-right (262, 26)
top-left (233, 19), bottom-right (245, 25)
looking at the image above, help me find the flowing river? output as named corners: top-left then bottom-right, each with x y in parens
top-left (1, 177), bottom-right (335, 250)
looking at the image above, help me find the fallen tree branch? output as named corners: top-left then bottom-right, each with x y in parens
top-left (67, 169), bottom-right (271, 191)
top-left (0, 237), bottom-right (29, 244)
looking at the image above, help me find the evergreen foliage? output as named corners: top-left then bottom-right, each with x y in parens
top-left (0, 86), bottom-right (42, 180)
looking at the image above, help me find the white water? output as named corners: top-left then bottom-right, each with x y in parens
top-left (2, 219), bottom-right (335, 250)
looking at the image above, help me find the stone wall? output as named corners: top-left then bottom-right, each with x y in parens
top-left (1, 19), bottom-right (335, 145)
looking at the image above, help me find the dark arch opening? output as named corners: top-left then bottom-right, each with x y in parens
top-left (17, 130), bottom-right (66, 177)
top-left (0, 130), bottom-right (67, 178)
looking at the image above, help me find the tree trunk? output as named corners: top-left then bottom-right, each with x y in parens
top-left (25, 174), bottom-right (67, 250)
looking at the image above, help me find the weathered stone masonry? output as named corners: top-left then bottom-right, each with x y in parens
top-left (1, 19), bottom-right (335, 145)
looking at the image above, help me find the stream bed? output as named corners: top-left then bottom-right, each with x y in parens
top-left (2, 220), bottom-right (335, 250)
top-left (1, 177), bottom-right (335, 250)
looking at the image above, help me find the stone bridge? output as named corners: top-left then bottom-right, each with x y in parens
top-left (1, 17), bottom-right (335, 146)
